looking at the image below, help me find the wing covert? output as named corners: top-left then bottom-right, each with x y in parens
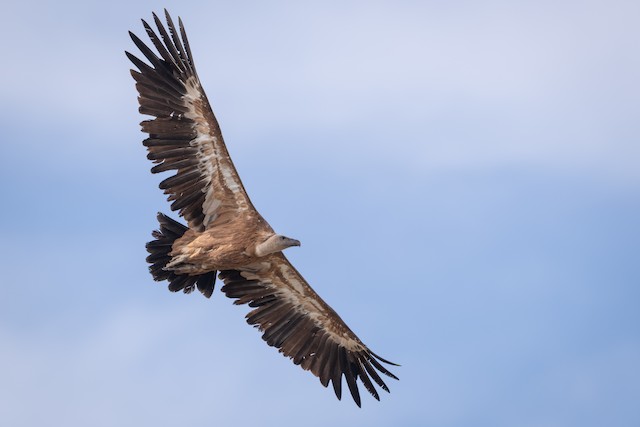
top-left (219, 254), bottom-right (398, 406)
top-left (127, 10), bottom-right (254, 231)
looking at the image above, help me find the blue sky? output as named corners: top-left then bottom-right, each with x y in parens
top-left (1, 1), bottom-right (639, 426)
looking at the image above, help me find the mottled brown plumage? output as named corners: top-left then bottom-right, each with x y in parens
top-left (128, 10), bottom-right (398, 407)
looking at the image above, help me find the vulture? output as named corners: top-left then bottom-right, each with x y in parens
top-left (126, 10), bottom-right (398, 406)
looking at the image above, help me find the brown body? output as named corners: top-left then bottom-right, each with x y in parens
top-left (169, 213), bottom-right (273, 273)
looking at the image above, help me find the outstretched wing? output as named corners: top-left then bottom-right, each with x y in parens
top-left (220, 254), bottom-right (398, 406)
top-left (127, 10), bottom-right (253, 231)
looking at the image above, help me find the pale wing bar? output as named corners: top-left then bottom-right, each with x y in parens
top-left (127, 11), bottom-right (249, 231)
top-left (219, 258), bottom-right (398, 407)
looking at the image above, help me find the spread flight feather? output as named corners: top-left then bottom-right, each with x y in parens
top-left (127, 10), bottom-right (398, 406)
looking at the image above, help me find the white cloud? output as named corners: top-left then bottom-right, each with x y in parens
top-left (2, 1), bottom-right (638, 186)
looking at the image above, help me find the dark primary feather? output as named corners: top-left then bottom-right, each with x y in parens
top-left (127, 11), bottom-right (210, 231)
top-left (219, 267), bottom-right (398, 407)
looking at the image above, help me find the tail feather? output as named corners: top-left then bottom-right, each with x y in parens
top-left (146, 212), bottom-right (216, 298)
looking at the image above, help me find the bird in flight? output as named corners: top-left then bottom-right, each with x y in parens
top-left (126, 10), bottom-right (398, 406)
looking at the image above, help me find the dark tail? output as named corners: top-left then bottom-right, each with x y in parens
top-left (145, 212), bottom-right (216, 298)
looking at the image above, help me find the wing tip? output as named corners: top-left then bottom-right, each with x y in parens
top-left (370, 350), bottom-right (400, 367)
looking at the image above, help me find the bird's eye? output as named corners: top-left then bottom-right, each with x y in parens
top-left (280, 236), bottom-right (286, 240)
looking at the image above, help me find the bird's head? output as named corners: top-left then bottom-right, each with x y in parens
top-left (255, 234), bottom-right (301, 257)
